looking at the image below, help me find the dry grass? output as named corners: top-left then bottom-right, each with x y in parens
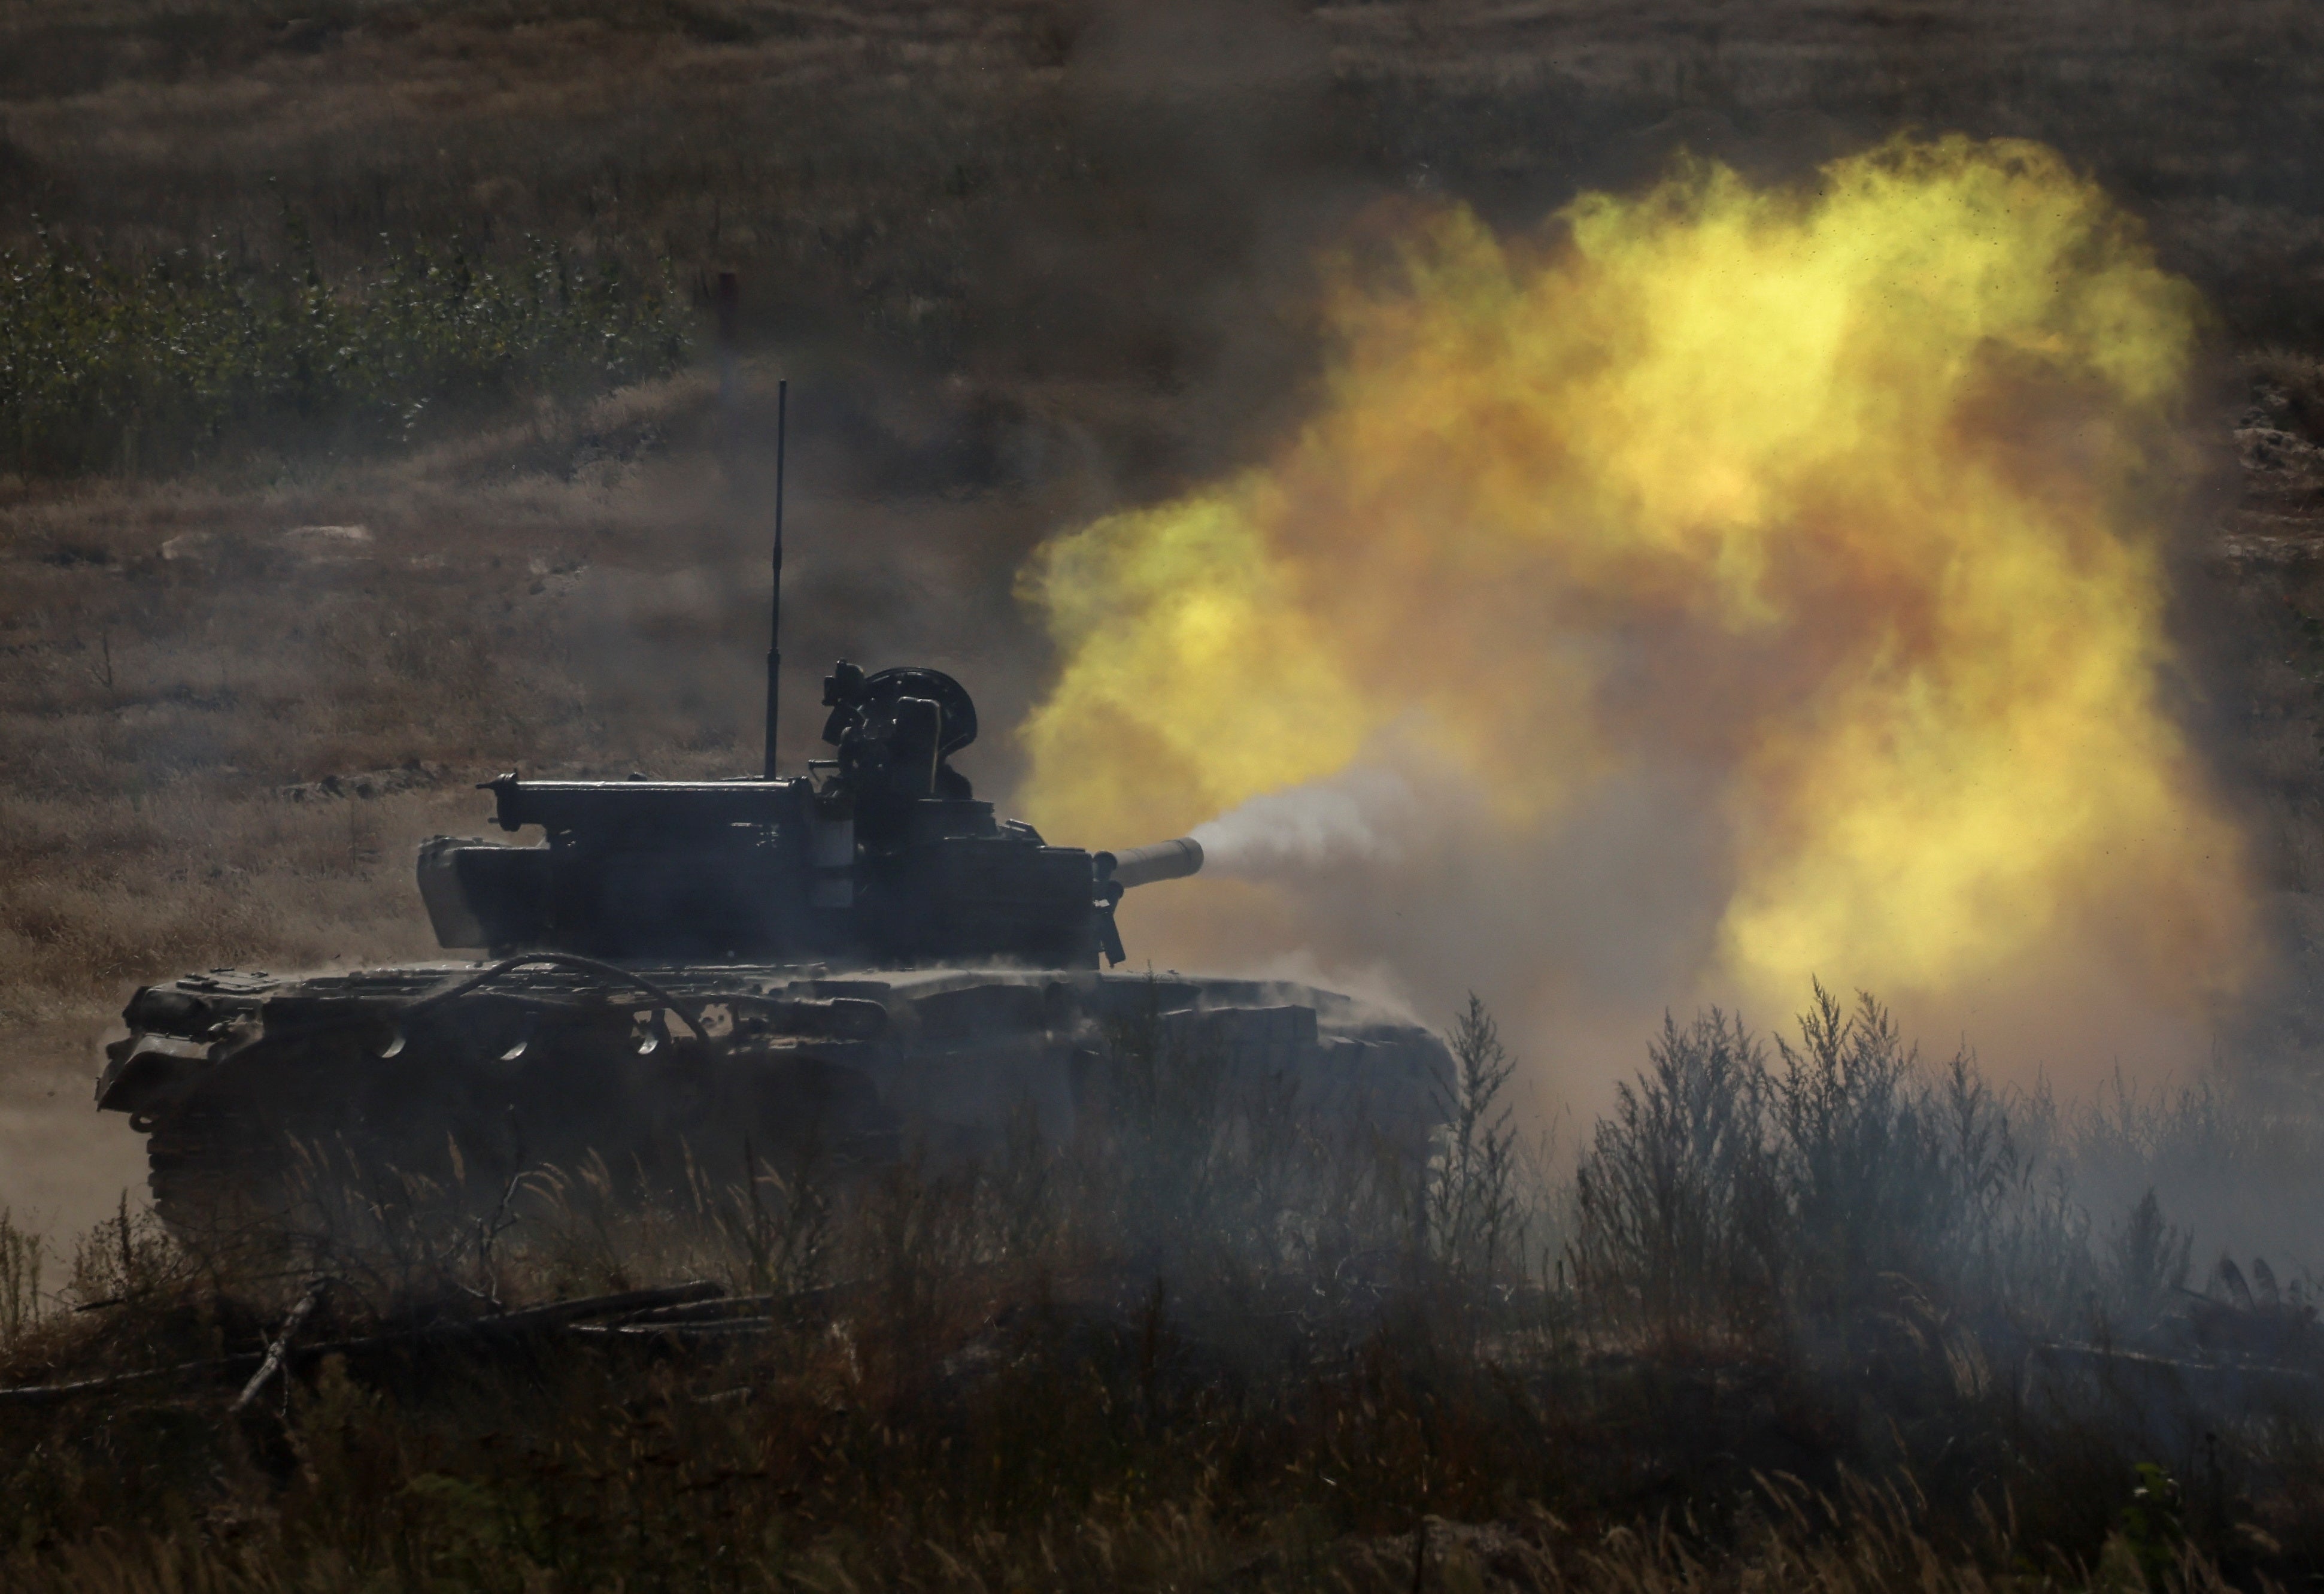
top-left (5, 0), bottom-right (2324, 423)
top-left (0, 993), bottom-right (2318, 1590)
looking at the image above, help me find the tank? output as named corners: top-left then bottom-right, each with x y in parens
top-left (96, 658), bottom-right (1452, 1230)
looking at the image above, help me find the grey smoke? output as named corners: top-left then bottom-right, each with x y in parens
top-left (1190, 764), bottom-right (1424, 877)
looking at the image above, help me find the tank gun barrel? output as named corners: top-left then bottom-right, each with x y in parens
top-left (1095, 838), bottom-right (1203, 891)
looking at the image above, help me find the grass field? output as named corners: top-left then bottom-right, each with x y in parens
top-left (7, 0), bottom-right (2324, 1584)
top-left (4, 989), bottom-right (2324, 1589)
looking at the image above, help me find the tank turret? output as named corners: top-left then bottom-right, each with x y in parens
top-left (415, 660), bottom-right (1199, 969)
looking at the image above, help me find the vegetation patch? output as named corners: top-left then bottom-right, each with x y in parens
top-left (1, 223), bottom-right (688, 478)
top-left (1, 992), bottom-right (2319, 1590)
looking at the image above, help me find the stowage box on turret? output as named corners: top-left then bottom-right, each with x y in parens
top-left (98, 659), bottom-right (1450, 1228)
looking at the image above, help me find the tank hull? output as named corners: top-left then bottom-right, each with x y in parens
top-left (99, 961), bottom-right (1451, 1231)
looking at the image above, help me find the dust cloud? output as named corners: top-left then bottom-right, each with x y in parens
top-left (1014, 137), bottom-right (2261, 1111)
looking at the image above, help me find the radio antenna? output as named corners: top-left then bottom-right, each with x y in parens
top-left (765, 377), bottom-right (786, 779)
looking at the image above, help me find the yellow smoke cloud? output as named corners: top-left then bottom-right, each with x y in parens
top-left (1016, 137), bottom-right (2254, 1011)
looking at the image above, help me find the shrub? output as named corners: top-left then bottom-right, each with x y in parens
top-left (1573, 984), bottom-right (2096, 1346)
top-left (1424, 993), bottom-right (1525, 1287)
top-left (1571, 1005), bottom-right (1779, 1343)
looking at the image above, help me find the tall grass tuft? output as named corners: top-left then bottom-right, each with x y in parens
top-left (1571, 1004), bottom-right (1779, 1344)
top-left (0, 1209), bottom-right (41, 1351)
top-left (1425, 992), bottom-right (1525, 1288)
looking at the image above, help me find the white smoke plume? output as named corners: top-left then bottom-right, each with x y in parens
top-left (1189, 763), bottom-right (1423, 877)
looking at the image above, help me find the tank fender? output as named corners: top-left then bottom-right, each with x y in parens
top-left (98, 982), bottom-right (269, 1114)
top-left (96, 1032), bottom-right (229, 1115)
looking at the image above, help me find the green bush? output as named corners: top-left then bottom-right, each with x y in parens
top-left (1571, 984), bottom-right (2092, 1346)
top-left (0, 220), bottom-right (690, 477)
